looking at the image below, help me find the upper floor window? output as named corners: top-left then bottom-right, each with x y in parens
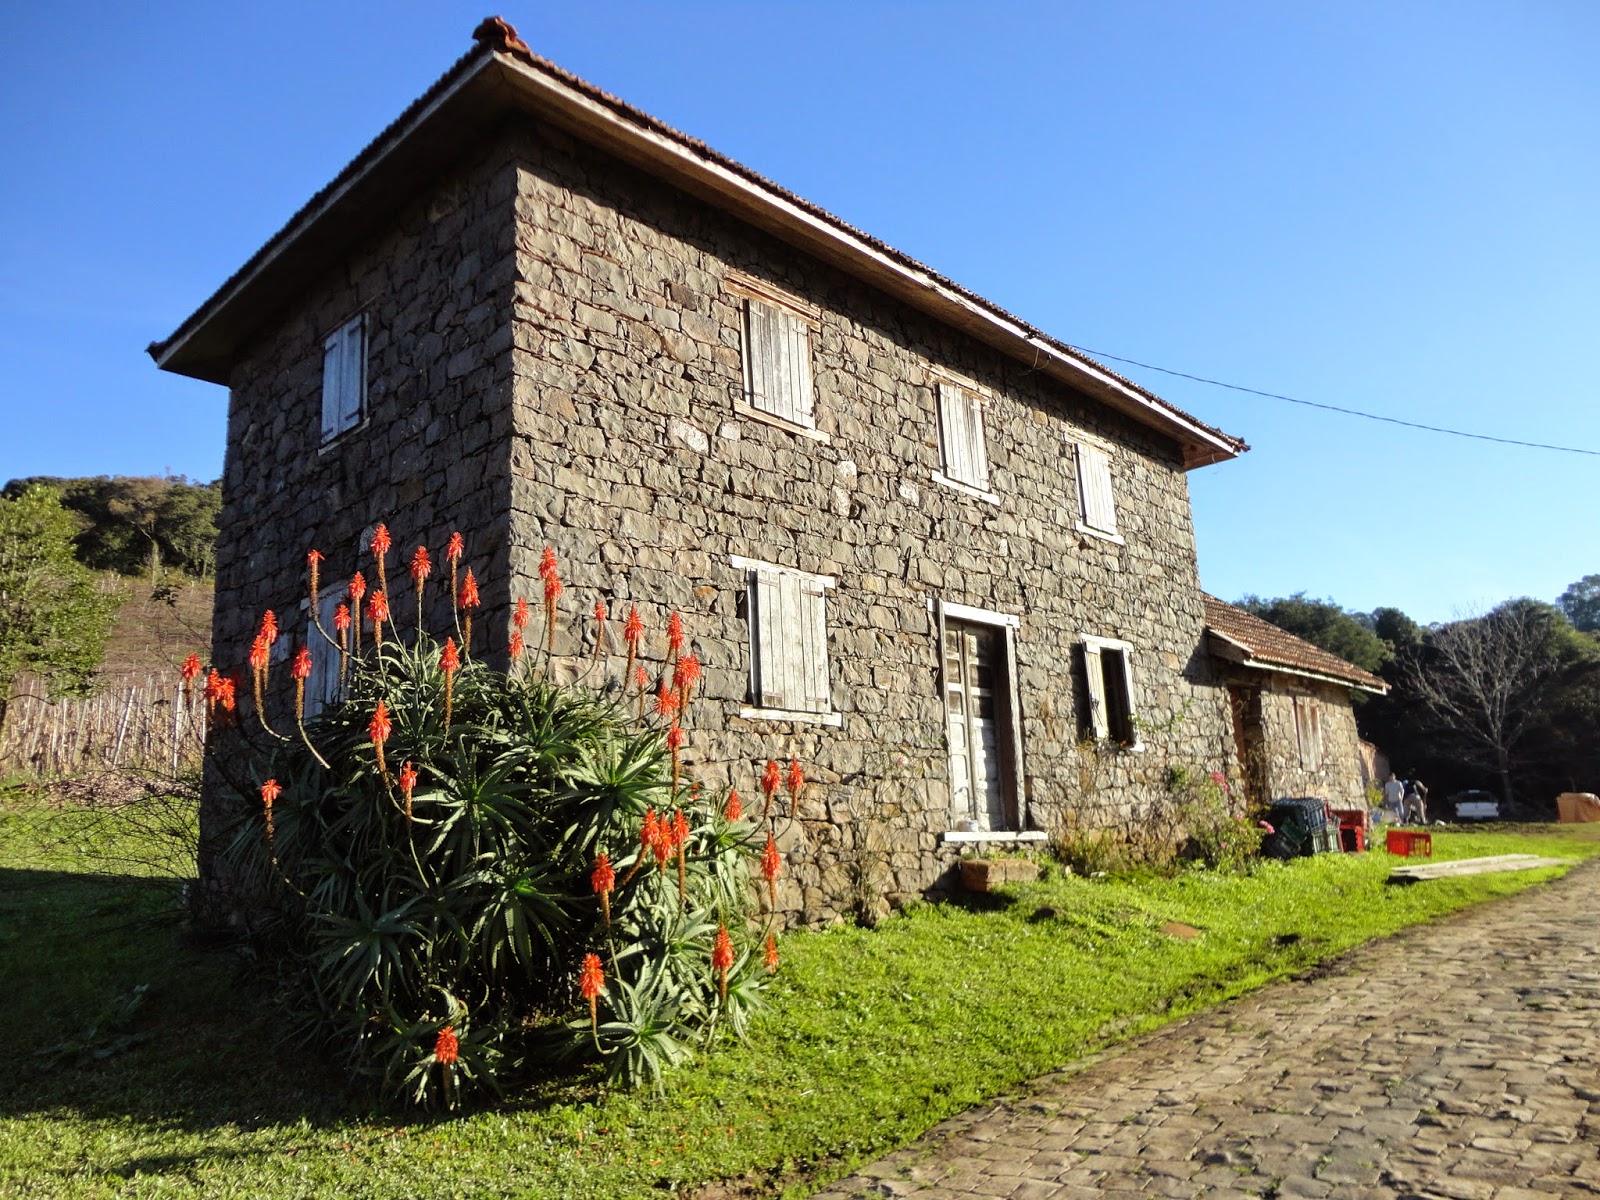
top-left (733, 555), bottom-right (838, 724)
top-left (1075, 442), bottom-right (1118, 538)
top-left (741, 298), bottom-right (814, 429)
top-left (936, 381), bottom-right (990, 492)
top-left (321, 315), bottom-right (366, 443)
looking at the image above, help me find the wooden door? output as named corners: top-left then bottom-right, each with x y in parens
top-left (945, 620), bottom-right (1007, 830)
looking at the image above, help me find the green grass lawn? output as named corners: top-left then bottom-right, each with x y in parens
top-left (3, 792), bottom-right (1595, 1200)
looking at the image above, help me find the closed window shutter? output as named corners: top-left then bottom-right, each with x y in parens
top-left (339, 318), bottom-right (365, 430)
top-left (1077, 444), bottom-right (1117, 533)
top-left (745, 300), bottom-right (812, 427)
top-left (305, 589), bottom-right (345, 716)
top-left (939, 383), bottom-right (989, 489)
top-left (799, 578), bottom-right (830, 713)
top-left (321, 332), bottom-right (344, 442)
top-left (749, 567), bottom-right (830, 713)
top-left (1083, 644), bottom-right (1109, 739)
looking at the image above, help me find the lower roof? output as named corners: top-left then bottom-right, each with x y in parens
top-left (1203, 594), bottom-right (1389, 695)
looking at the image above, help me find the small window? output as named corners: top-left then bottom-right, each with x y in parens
top-left (739, 559), bottom-right (833, 717)
top-left (304, 588), bottom-right (346, 717)
top-left (1075, 443), bottom-right (1117, 535)
top-left (321, 315), bottom-right (366, 443)
top-left (740, 298), bottom-right (814, 429)
top-left (937, 381), bottom-right (990, 490)
top-left (1082, 635), bottom-right (1138, 745)
top-left (1294, 696), bottom-right (1323, 767)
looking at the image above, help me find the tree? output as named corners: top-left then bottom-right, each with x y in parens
top-left (1558, 574), bottom-right (1600, 633)
top-left (1397, 600), bottom-right (1599, 809)
top-left (1236, 593), bottom-right (1389, 674)
top-left (1, 474), bottom-right (220, 578)
top-left (1371, 606), bottom-right (1421, 651)
top-left (0, 486), bottom-right (123, 726)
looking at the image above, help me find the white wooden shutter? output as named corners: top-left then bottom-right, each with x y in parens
top-left (305, 589), bottom-right (344, 717)
top-left (1077, 444), bottom-right (1117, 533)
top-left (749, 567), bottom-right (830, 713)
top-left (938, 383), bottom-right (989, 489)
top-left (744, 300), bottom-right (813, 427)
top-left (321, 332), bottom-right (344, 442)
top-left (1083, 643), bottom-right (1109, 739)
top-left (339, 318), bottom-right (365, 430)
top-left (799, 577), bottom-right (830, 713)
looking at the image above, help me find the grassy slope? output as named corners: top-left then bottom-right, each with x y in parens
top-left (2, 802), bottom-right (1594, 1200)
top-left (95, 576), bottom-right (214, 683)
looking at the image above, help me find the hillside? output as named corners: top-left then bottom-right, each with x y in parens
top-left (97, 575), bottom-right (214, 684)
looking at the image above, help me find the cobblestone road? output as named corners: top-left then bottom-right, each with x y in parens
top-left (814, 861), bottom-right (1600, 1200)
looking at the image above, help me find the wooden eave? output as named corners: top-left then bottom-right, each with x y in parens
top-left (1207, 630), bottom-right (1390, 696)
top-left (150, 39), bottom-right (1246, 470)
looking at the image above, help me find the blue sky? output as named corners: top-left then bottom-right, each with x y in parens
top-left (2, 2), bottom-right (1595, 624)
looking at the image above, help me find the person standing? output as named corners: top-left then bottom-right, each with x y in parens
top-left (1381, 772), bottom-right (1405, 825)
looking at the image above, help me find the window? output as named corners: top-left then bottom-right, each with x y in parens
top-left (1294, 696), bottom-right (1323, 767)
top-left (935, 381), bottom-right (990, 491)
top-left (939, 605), bottom-right (1023, 832)
top-left (304, 587), bottom-right (346, 717)
top-left (735, 556), bottom-right (837, 722)
top-left (739, 296), bottom-right (815, 430)
top-left (1075, 442), bottom-right (1118, 537)
top-left (1082, 634), bottom-right (1138, 745)
top-left (321, 315), bottom-right (366, 443)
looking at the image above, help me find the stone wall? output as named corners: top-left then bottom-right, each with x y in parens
top-left (204, 137), bottom-right (521, 883)
top-left (497, 119), bottom-right (1239, 923)
top-left (1224, 670), bottom-right (1368, 811)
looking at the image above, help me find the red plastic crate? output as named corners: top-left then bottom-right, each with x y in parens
top-left (1385, 829), bottom-right (1433, 858)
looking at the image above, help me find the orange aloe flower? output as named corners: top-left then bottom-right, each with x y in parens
top-left (764, 931), bottom-right (779, 974)
top-left (445, 532), bottom-right (464, 563)
top-left (248, 635), bottom-right (269, 675)
top-left (622, 605), bottom-right (644, 694)
top-left (348, 572), bottom-right (367, 656)
top-left (654, 681), bottom-right (679, 720)
top-left (259, 610), bottom-right (279, 646)
top-left (334, 604), bottom-right (351, 636)
top-left (370, 522), bottom-right (391, 558)
top-left (410, 545), bottom-right (431, 635)
top-left (260, 778), bottom-right (281, 842)
top-left (307, 547), bottom-right (325, 594)
top-left (724, 788), bottom-right (743, 822)
top-left (369, 699), bottom-right (393, 786)
top-left (434, 1025), bottom-right (459, 1066)
top-left (291, 645), bottom-right (312, 681)
top-left (509, 630), bottom-right (525, 663)
top-left (591, 600), bottom-right (608, 663)
top-left (712, 925), bottom-right (735, 1001)
top-left (512, 597), bottom-right (531, 629)
top-left (578, 953), bottom-right (605, 1035)
top-left (440, 637), bottom-right (460, 727)
top-left (180, 653), bottom-right (202, 700)
top-left (761, 833), bottom-right (781, 909)
top-left (591, 852), bottom-right (615, 926)
top-left (665, 611), bottom-right (684, 663)
top-left (366, 590), bottom-right (390, 650)
top-left (458, 569), bottom-right (480, 654)
top-left (786, 759), bottom-right (804, 800)
top-left (290, 644), bottom-right (314, 738)
top-left (399, 760), bottom-right (418, 824)
top-left (673, 653), bottom-right (701, 715)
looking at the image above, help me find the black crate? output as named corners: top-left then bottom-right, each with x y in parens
top-left (1261, 797), bottom-right (1334, 860)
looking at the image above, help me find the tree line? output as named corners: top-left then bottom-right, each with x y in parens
top-left (1, 474), bottom-right (221, 579)
top-left (0, 476), bottom-right (219, 726)
top-left (1239, 584), bottom-right (1600, 813)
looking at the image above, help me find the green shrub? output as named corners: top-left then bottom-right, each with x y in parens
top-left (220, 633), bottom-right (774, 1107)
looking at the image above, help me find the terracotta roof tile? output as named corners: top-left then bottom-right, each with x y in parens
top-left (1202, 594), bottom-right (1388, 693)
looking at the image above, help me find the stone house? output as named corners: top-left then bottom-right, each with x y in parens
top-left (151, 19), bottom-right (1260, 922)
top-left (1203, 595), bottom-right (1389, 811)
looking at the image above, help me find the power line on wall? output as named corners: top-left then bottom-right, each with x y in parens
top-left (1068, 345), bottom-right (1600, 458)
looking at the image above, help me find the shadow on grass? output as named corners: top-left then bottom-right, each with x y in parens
top-left (0, 863), bottom-right (370, 1133)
